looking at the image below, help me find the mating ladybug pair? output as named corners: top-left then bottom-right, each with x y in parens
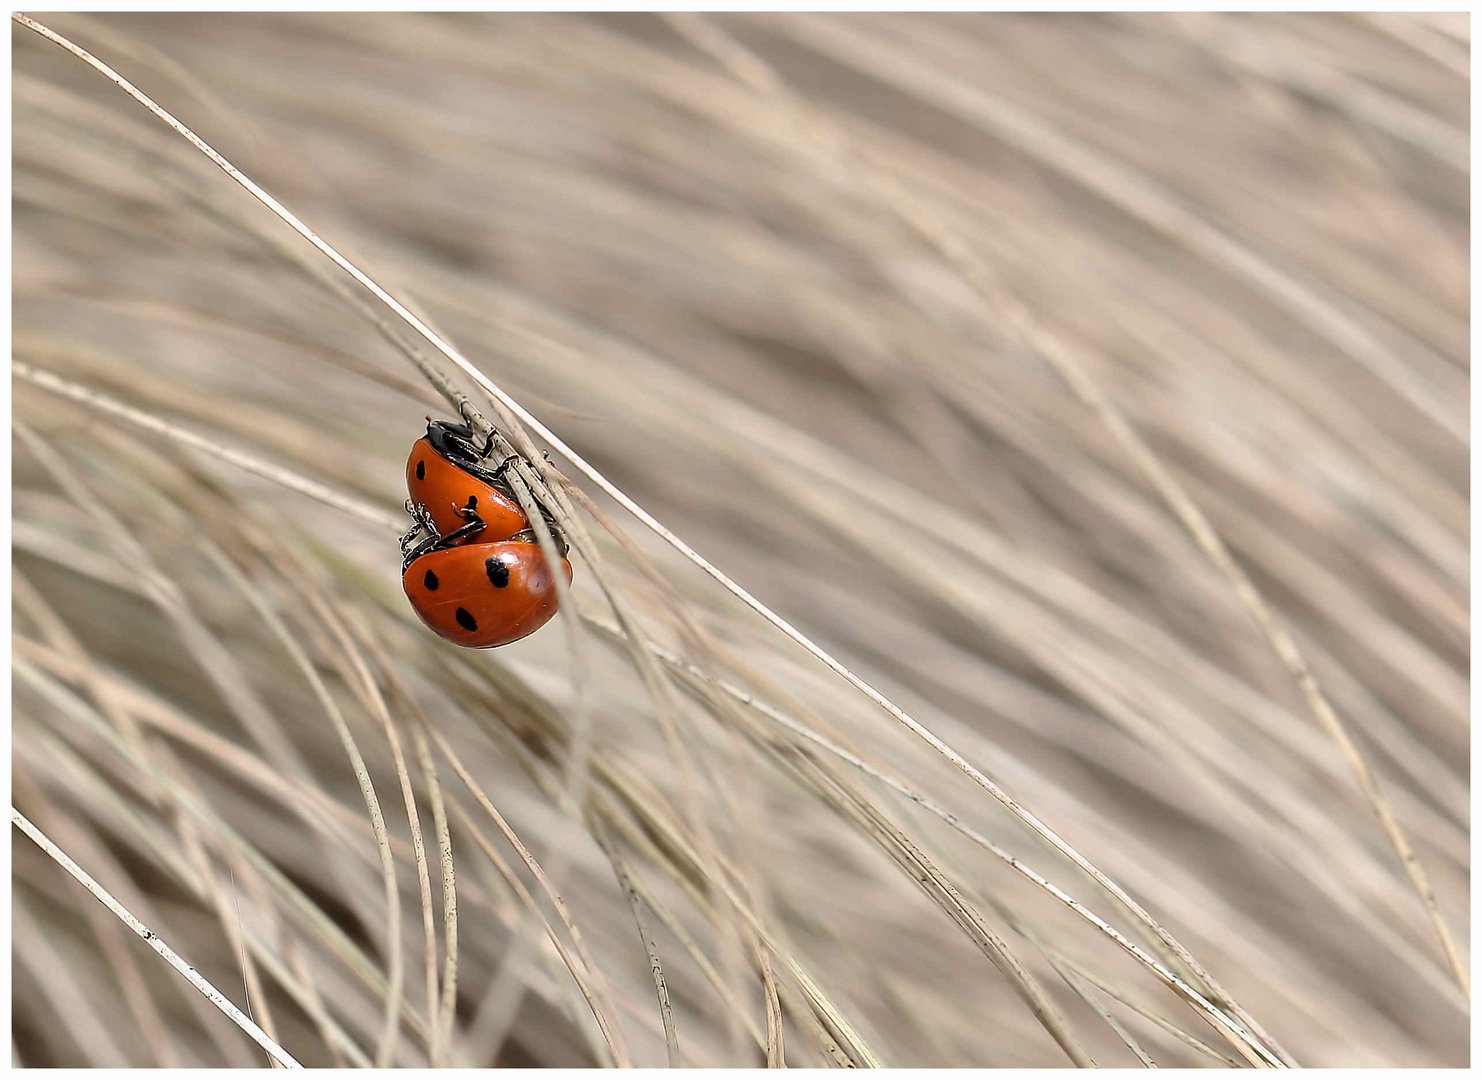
top-left (400, 421), bottom-right (572, 648)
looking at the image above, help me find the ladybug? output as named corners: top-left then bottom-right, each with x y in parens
top-left (406, 420), bottom-right (529, 546)
top-left (401, 419), bottom-right (573, 648)
top-left (402, 536), bottom-right (573, 649)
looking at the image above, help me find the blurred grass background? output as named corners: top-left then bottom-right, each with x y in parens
top-left (11, 12), bottom-right (1468, 1067)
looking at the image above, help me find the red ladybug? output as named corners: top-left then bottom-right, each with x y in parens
top-left (407, 420), bottom-right (529, 546)
top-left (403, 538), bottom-right (572, 648)
top-left (401, 420), bottom-right (572, 648)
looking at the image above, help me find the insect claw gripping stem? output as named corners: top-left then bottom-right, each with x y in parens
top-left (441, 512), bottom-right (488, 546)
top-left (401, 506), bottom-right (490, 571)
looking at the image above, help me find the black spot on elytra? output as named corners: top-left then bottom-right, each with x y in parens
top-left (455, 607), bottom-right (478, 632)
top-left (423, 569), bottom-right (439, 591)
top-left (415, 460), bottom-right (426, 480)
top-left (485, 556), bottom-right (510, 588)
top-left (466, 494), bottom-right (478, 509)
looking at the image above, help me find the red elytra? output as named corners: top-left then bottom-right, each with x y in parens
top-left (402, 539), bottom-right (572, 649)
top-left (406, 432), bottom-right (529, 546)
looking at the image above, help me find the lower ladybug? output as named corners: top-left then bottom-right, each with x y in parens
top-left (406, 420), bottom-right (529, 546)
top-left (403, 538), bottom-right (573, 649)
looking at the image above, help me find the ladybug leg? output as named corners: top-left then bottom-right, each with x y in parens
top-left (402, 532), bottom-right (444, 570)
top-left (400, 501), bottom-right (447, 569)
top-left (404, 508), bottom-right (488, 569)
top-left (401, 538), bottom-right (429, 570)
top-left (442, 504), bottom-right (487, 543)
top-left (401, 501), bottom-right (440, 542)
top-left (434, 520), bottom-right (486, 547)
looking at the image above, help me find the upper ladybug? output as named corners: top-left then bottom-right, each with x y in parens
top-left (405, 420), bottom-right (529, 546)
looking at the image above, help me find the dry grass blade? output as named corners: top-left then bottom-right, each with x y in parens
top-left (1, 354), bottom-right (1345, 1065)
top-left (8, 29), bottom-right (1191, 1031)
top-left (673, 4), bottom-right (1463, 1020)
top-left (433, 729), bottom-right (634, 1067)
top-left (575, 609), bottom-right (1285, 1062)
top-left (775, 14), bottom-right (1465, 444)
top-left (307, 591), bottom-right (443, 1067)
top-left (593, 821), bottom-right (681, 1067)
top-left (16, 13), bottom-right (1137, 1062)
top-left (14, 11), bottom-right (1464, 1069)
top-left (10, 365), bottom-right (1217, 1019)
top-left (204, 540), bottom-right (408, 1067)
top-left (12, 896), bottom-right (132, 1067)
top-left (13, 654), bottom-right (391, 1067)
top-left (11, 358), bottom-right (395, 530)
top-left (358, 629), bottom-right (462, 1067)
top-left (442, 798), bottom-right (625, 1067)
top-left (12, 809), bottom-right (304, 1069)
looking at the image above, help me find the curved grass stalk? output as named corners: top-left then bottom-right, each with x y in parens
top-left (195, 534), bottom-right (407, 1068)
top-left (432, 728), bottom-right (634, 1067)
top-left (16, 356), bottom-right (1278, 1064)
top-left (582, 613), bottom-right (1279, 1065)
top-left (304, 585), bottom-right (442, 1067)
top-left (9, 20), bottom-right (1276, 1064)
top-left (14, 658), bottom-right (412, 1064)
top-left (745, 11), bottom-right (1463, 1007)
top-left (592, 820), bottom-right (681, 1067)
top-left (666, 6), bottom-right (1463, 1036)
top-left (355, 628), bottom-right (461, 1066)
top-left (13, 808), bottom-right (303, 1069)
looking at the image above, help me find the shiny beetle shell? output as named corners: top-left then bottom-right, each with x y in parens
top-left (406, 431), bottom-right (529, 545)
top-left (402, 539), bottom-right (572, 649)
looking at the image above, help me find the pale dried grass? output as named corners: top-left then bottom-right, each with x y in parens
top-left (11, 12), bottom-right (1468, 1067)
